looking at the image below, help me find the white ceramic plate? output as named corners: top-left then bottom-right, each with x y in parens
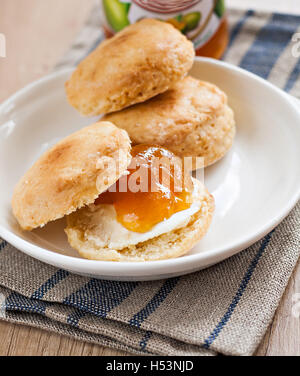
top-left (1, 57), bottom-right (300, 281)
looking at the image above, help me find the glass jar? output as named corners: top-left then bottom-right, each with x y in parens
top-left (100, 0), bottom-right (229, 59)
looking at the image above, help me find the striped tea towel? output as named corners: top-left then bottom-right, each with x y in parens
top-left (0, 7), bottom-right (300, 356)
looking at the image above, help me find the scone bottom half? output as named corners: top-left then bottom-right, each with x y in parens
top-left (65, 177), bottom-right (214, 262)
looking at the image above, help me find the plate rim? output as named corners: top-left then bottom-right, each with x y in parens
top-left (1, 57), bottom-right (300, 278)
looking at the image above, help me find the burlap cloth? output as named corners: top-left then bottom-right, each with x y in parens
top-left (0, 7), bottom-right (300, 355)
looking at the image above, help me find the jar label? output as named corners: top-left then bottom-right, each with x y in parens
top-left (101, 0), bottom-right (226, 50)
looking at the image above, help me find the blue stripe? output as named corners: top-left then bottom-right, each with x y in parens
top-left (63, 279), bottom-right (138, 318)
top-left (284, 58), bottom-right (300, 92)
top-left (203, 231), bottom-right (274, 349)
top-left (239, 13), bottom-right (300, 79)
top-left (67, 308), bottom-right (87, 327)
top-left (139, 331), bottom-right (153, 352)
top-left (31, 269), bottom-right (70, 300)
top-left (129, 277), bottom-right (180, 328)
top-left (6, 292), bottom-right (48, 315)
top-left (200, 14), bottom-right (298, 348)
top-left (226, 10), bottom-right (254, 51)
top-left (0, 240), bottom-right (7, 251)
top-left (86, 33), bottom-right (104, 55)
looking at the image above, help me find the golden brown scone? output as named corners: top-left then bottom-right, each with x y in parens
top-left (65, 19), bottom-right (194, 116)
top-left (65, 179), bottom-right (214, 262)
top-left (12, 122), bottom-right (131, 231)
top-left (104, 76), bottom-right (236, 169)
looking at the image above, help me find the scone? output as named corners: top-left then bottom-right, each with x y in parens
top-left (65, 177), bottom-right (214, 262)
top-left (103, 76), bottom-right (236, 169)
top-left (12, 122), bottom-right (131, 231)
top-left (12, 123), bottom-right (214, 262)
top-left (65, 19), bottom-right (194, 116)
top-left (64, 143), bottom-right (214, 262)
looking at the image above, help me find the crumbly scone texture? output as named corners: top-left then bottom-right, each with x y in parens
top-left (65, 178), bottom-right (214, 262)
top-left (104, 76), bottom-right (236, 169)
top-left (65, 19), bottom-right (195, 116)
top-left (12, 122), bottom-right (131, 231)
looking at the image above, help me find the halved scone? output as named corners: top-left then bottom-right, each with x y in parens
top-left (65, 178), bottom-right (214, 262)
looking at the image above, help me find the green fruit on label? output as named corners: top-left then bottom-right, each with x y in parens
top-left (182, 12), bottom-right (201, 32)
top-left (103, 0), bottom-right (130, 32)
top-left (123, 2), bottom-right (131, 13)
top-left (214, 0), bottom-right (226, 18)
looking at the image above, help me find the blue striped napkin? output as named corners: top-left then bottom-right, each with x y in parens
top-left (0, 8), bottom-right (300, 356)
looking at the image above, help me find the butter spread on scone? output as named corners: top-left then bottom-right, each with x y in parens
top-left (65, 181), bottom-right (201, 251)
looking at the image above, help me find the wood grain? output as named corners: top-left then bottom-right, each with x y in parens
top-left (255, 258), bottom-right (300, 356)
top-left (0, 321), bottom-right (129, 356)
top-left (0, 0), bottom-right (299, 356)
top-left (0, 0), bottom-right (94, 102)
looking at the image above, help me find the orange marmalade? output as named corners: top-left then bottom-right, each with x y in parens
top-left (101, 0), bottom-right (229, 59)
top-left (95, 145), bottom-right (193, 233)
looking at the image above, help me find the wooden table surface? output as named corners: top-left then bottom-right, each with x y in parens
top-left (0, 0), bottom-right (299, 356)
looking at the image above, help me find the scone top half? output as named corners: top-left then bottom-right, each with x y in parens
top-left (65, 19), bottom-right (195, 116)
top-left (12, 122), bottom-right (131, 231)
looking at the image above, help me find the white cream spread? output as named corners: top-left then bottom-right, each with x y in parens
top-left (84, 181), bottom-right (201, 250)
